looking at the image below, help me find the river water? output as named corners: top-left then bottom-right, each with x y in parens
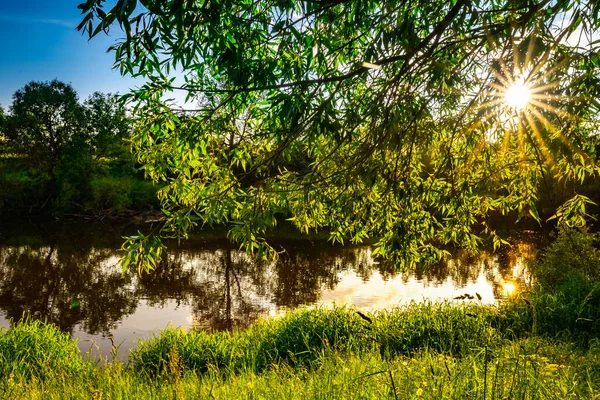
top-left (0, 220), bottom-right (539, 360)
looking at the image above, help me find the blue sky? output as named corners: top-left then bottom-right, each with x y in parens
top-left (0, 1), bottom-right (141, 108)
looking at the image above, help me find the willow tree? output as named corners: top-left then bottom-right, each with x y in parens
top-left (78, 0), bottom-right (600, 272)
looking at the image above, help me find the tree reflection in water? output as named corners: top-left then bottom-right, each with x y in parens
top-left (0, 242), bottom-right (137, 335)
top-left (0, 222), bottom-right (539, 347)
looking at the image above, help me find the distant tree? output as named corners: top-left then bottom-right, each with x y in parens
top-left (0, 106), bottom-right (5, 148)
top-left (3, 80), bottom-right (91, 198)
top-left (84, 91), bottom-right (132, 159)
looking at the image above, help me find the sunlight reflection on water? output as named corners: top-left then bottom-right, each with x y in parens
top-left (0, 222), bottom-right (539, 360)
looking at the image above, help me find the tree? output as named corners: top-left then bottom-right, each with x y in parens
top-left (78, 0), bottom-right (600, 270)
top-left (3, 80), bottom-right (91, 201)
top-left (0, 106), bottom-right (6, 149)
top-left (2, 82), bottom-right (136, 213)
top-left (84, 91), bottom-right (132, 159)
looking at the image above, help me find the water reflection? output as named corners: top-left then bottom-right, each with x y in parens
top-left (0, 221), bottom-right (539, 359)
top-left (0, 244), bottom-right (136, 335)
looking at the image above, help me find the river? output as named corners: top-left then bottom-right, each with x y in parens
top-left (0, 220), bottom-right (539, 360)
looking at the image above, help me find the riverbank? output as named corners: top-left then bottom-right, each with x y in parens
top-left (3, 228), bottom-right (600, 398)
top-left (2, 298), bottom-right (599, 399)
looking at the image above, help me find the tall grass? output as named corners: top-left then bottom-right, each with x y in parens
top-left (1, 301), bottom-right (599, 398)
top-left (2, 336), bottom-right (599, 399)
top-left (0, 319), bottom-right (86, 381)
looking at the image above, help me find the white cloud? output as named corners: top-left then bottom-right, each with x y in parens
top-left (0, 14), bottom-right (75, 29)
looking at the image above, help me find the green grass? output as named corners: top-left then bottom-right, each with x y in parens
top-left (1, 302), bottom-right (599, 399)
top-left (0, 319), bottom-right (87, 381)
top-left (2, 333), bottom-right (599, 399)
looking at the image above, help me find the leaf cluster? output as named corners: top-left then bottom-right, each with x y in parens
top-left (77, 0), bottom-right (600, 270)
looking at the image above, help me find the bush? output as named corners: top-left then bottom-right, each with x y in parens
top-left (531, 228), bottom-right (600, 289)
top-left (0, 319), bottom-right (86, 381)
top-left (0, 157), bottom-right (50, 214)
top-left (87, 176), bottom-right (159, 213)
top-left (527, 228), bottom-right (600, 343)
top-left (130, 180), bottom-right (160, 211)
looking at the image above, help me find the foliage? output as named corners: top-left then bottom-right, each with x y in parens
top-left (84, 91), bottom-right (132, 159)
top-left (0, 80), bottom-right (153, 216)
top-left (2, 80), bottom-right (89, 178)
top-left (0, 156), bottom-right (50, 213)
top-left (531, 228), bottom-right (600, 289)
top-left (120, 232), bottom-right (167, 275)
top-left (524, 228), bottom-right (600, 343)
top-left (0, 105), bottom-right (5, 142)
top-left (0, 319), bottom-right (86, 381)
top-left (1, 80), bottom-right (93, 211)
top-left (78, 0), bottom-right (600, 271)
top-left (86, 176), bottom-right (159, 214)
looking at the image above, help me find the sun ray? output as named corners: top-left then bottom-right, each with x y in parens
top-left (512, 34), bottom-right (520, 77)
top-left (501, 121), bottom-right (513, 155)
top-left (531, 93), bottom-right (588, 103)
top-left (529, 81), bottom-right (560, 94)
top-left (476, 40), bottom-right (587, 181)
top-left (528, 57), bottom-right (571, 87)
top-left (524, 34), bottom-right (537, 71)
top-left (488, 82), bottom-right (510, 92)
top-left (524, 111), bottom-right (555, 164)
top-left (528, 98), bottom-right (565, 116)
top-left (496, 55), bottom-right (516, 86)
top-left (490, 68), bottom-right (512, 88)
top-left (476, 97), bottom-right (507, 110)
top-left (529, 108), bottom-right (578, 153)
top-left (517, 118), bottom-right (526, 161)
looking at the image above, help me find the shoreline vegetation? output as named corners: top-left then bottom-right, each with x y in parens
top-left (1, 302), bottom-right (599, 399)
top-left (1, 229), bottom-right (600, 399)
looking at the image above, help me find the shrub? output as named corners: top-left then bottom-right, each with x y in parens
top-left (531, 228), bottom-right (600, 289)
top-left (130, 180), bottom-right (160, 211)
top-left (0, 157), bottom-right (50, 214)
top-left (527, 228), bottom-right (600, 343)
top-left (87, 176), bottom-right (133, 213)
top-left (86, 176), bottom-right (159, 214)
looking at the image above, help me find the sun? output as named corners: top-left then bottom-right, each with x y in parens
top-left (504, 78), bottom-right (531, 111)
top-left (469, 36), bottom-right (583, 165)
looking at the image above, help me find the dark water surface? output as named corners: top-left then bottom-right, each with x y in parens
top-left (0, 220), bottom-right (539, 360)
